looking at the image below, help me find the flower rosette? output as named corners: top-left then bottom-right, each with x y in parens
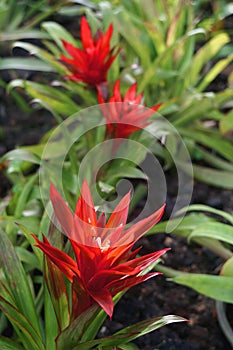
top-left (39, 101), bottom-right (193, 244)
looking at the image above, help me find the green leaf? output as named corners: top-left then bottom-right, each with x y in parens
top-left (195, 145), bottom-right (233, 172)
top-left (192, 165), bottom-right (233, 189)
top-left (9, 80), bottom-right (79, 116)
top-left (42, 21), bottom-right (78, 50)
top-left (21, 144), bottom-right (45, 158)
top-left (0, 336), bottom-right (24, 350)
top-left (109, 166), bottom-right (148, 181)
top-left (0, 227), bottom-right (41, 337)
top-left (221, 257), bottom-right (233, 278)
top-left (176, 204), bottom-right (233, 225)
top-left (0, 29), bottom-right (48, 41)
top-left (179, 129), bottom-right (233, 163)
top-left (15, 247), bottom-right (40, 271)
top-left (115, 343), bottom-right (139, 350)
top-left (81, 293), bottom-right (123, 343)
top-left (172, 274), bottom-right (233, 303)
top-left (197, 53), bottom-right (233, 92)
top-left (74, 315), bottom-right (185, 350)
top-left (44, 285), bottom-right (59, 350)
top-left (147, 212), bottom-right (215, 236)
top-left (114, 10), bottom-right (151, 68)
top-left (188, 33), bottom-right (230, 86)
top-left (12, 41), bottom-right (68, 74)
top-left (18, 224), bottom-right (43, 265)
top-left (14, 173), bottom-right (38, 218)
top-left (138, 28), bottom-right (205, 91)
top-left (1, 149), bottom-right (40, 165)
top-left (56, 305), bottom-right (100, 350)
top-left (0, 58), bottom-right (55, 72)
top-left (189, 222), bottom-right (233, 245)
top-left (44, 257), bottom-right (70, 331)
top-left (0, 297), bottom-right (44, 350)
top-left (220, 110), bottom-right (233, 136)
top-left (173, 89), bottom-right (233, 126)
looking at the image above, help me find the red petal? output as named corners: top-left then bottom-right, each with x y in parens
top-left (75, 180), bottom-right (97, 226)
top-left (33, 234), bottom-right (77, 281)
top-left (116, 248), bottom-right (170, 271)
top-left (117, 204), bottom-right (165, 246)
top-left (124, 83), bottom-right (137, 102)
top-left (71, 275), bottom-right (91, 319)
top-left (50, 184), bottom-right (74, 239)
top-left (152, 103), bottom-right (162, 112)
top-left (80, 17), bottom-right (94, 50)
top-left (87, 269), bottom-right (127, 290)
top-left (112, 80), bottom-right (122, 102)
top-left (101, 23), bottom-right (113, 49)
top-left (108, 272), bottom-right (160, 295)
top-left (88, 288), bottom-right (114, 318)
top-left (106, 191), bottom-right (130, 228)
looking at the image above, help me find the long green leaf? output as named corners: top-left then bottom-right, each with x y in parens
top-left (0, 336), bottom-right (24, 350)
top-left (0, 29), bottom-right (48, 41)
top-left (43, 221), bottom-right (70, 333)
top-left (1, 149), bottom-right (40, 164)
top-left (56, 305), bottom-right (100, 350)
top-left (189, 222), bottom-right (233, 245)
top-left (179, 129), bottom-right (233, 162)
top-left (14, 173), bottom-right (38, 218)
top-left (0, 297), bottom-right (44, 350)
top-left (0, 228), bottom-right (41, 337)
top-left (172, 274), bottom-right (233, 303)
top-left (12, 41), bottom-right (68, 74)
top-left (221, 257), bottom-right (233, 278)
top-left (42, 21), bottom-right (78, 50)
top-left (44, 286), bottom-right (59, 350)
top-left (197, 53), bottom-right (233, 92)
top-left (176, 205), bottom-right (233, 225)
top-left (147, 213), bottom-right (215, 236)
top-left (0, 58), bottom-right (55, 72)
top-left (138, 28), bottom-right (205, 91)
top-left (192, 165), bottom-right (233, 189)
top-left (220, 109), bottom-right (233, 136)
top-left (173, 89), bottom-right (233, 126)
top-left (81, 293), bottom-right (123, 343)
top-left (188, 33), bottom-right (230, 86)
top-left (74, 315), bottom-right (185, 350)
top-left (8, 80), bottom-right (79, 115)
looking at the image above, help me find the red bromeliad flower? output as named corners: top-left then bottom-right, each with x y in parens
top-left (34, 181), bottom-right (168, 318)
top-left (60, 17), bottom-right (118, 86)
top-left (98, 80), bottom-right (162, 139)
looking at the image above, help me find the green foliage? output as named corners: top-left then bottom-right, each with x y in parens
top-left (149, 205), bottom-right (233, 303)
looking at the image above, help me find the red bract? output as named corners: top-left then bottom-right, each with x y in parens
top-left (98, 80), bottom-right (162, 139)
top-left (34, 181), bottom-right (168, 318)
top-left (60, 17), bottom-right (117, 86)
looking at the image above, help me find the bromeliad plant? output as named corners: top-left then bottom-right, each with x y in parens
top-left (6, 0), bottom-right (233, 188)
top-left (60, 16), bottom-right (118, 87)
top-left (0, 180), bottom-right (184, 350)
top-left (0, 3), bottom-right (233, 348)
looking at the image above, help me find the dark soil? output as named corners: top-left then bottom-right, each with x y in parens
top-left (1, 94), bottom-right (233, 349)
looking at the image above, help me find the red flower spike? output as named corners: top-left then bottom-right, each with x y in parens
top-left (60, 17), bottom-right (118, 87)
top-left (33, 181), bottom-right (168, 318)
top-left (98, 80), bottom-right (162, 139)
